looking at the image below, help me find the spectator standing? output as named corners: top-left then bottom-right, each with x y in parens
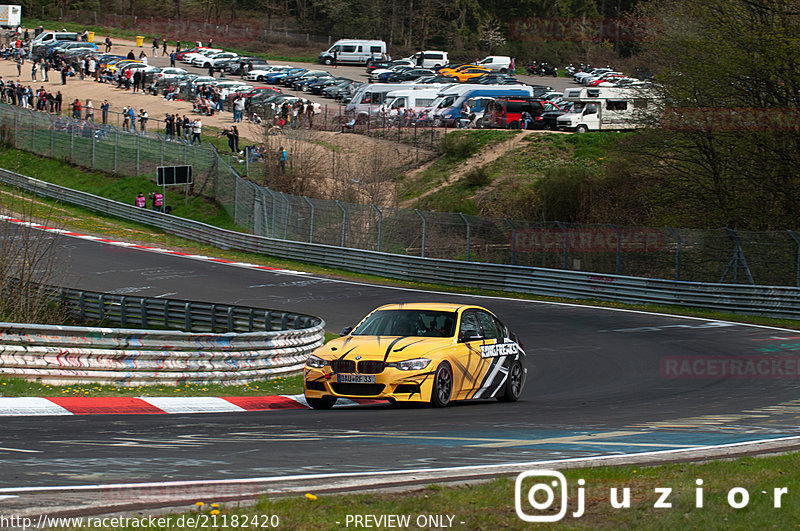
top-left (126, 50), bottom-right (135, 60)
top-left (100, 99), bottom-right (109, 124)
top-left (135, 193), bottom-right (146, 208)
top-left (128, 106), bottom-right (136, 131)
top-left (162, 38), bottom-right (168, 56)
top-left (152, 38), bottom-right (159, 57)
top-left (122, 106), bottom-right (130, 130)
top-left (85, 99), bottom-right (94, 121)
top-left (88, 57), bottom-right (96, 80)
top-left (169, 51), bottom-right (176, 67)
top-left (30, 60), bottom-right (36, 81)
top-left (71, 98), bottom-right (81, 120)
top-left (278, 146), bottom-right (287, 173)
top-left (182, 115), bottom-right (191, 140)
top-left (191, 117), bottom-right (202, 144)
top-left (132, 70), bottom-right (142, 93)
top-left (333, 49), bottom-right (338, 69)
top-left (77, 57), bottom-right (85, 80)
top-left (60, 64), bottom-right (68, 85)
top-left (138, 109), bottom-right (149, 133)
top-left (153, 191), bottom-right (164, 211)
top-left (233, 96), bottom-right (244, 123)
top-left (55, 91), bottom-right (62, 113)
top-left (104, 36), bottom-right (112, 53)
top-left (42, 60), bottom-right (49, 82)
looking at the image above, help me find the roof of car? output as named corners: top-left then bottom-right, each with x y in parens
top-left (373, 303), bottom-right (484, 313)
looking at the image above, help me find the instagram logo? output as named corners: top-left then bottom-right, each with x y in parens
top-left (515, 470), bottom-right (585, 522)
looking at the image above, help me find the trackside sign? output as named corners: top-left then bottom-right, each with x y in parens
top-left (513, 228), bottom-right (665, 253)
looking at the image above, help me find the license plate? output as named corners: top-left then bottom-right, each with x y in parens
top-left (337, 373), bottom-right (376, 384)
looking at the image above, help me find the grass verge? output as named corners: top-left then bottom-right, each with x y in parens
top-left (47, 452), bottom-right (800, 529)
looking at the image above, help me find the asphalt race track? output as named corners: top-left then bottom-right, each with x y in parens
top-left (3, 228), bottom-right (800, 493)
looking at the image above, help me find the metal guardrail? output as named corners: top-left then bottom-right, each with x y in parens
top-left (2, 168), bottom-right (799, 320)
top-left (0, 285), bottom-right (324, 386)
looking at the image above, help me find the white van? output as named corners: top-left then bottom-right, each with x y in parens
top-left (319, 40), bottom-right (387, 66)
top-left (405, 51), bottom-right (449, 69)
top-left (428, 84), bottom-right (537, 125)
top-left (477, 56), bottom-right (512, 73)
top-left (556, 86), bottom-right (658, 132)
top-left (31, 31), bottom-right (79, 47)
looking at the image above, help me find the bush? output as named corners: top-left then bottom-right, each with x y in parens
top-left (464, 166), bottom-right (490, 188)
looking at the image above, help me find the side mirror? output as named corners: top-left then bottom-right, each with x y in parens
top-left (340, 326), bottom-right (353, 336)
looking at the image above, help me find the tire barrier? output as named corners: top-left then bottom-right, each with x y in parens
top-left (0, 289), bottom-right (324, 386)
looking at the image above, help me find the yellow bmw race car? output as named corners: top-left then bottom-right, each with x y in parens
top-left (303, 303), bottom-right (527, 409)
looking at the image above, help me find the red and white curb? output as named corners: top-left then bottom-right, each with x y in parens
top-left (0, 395), bottom-right (384, 416)
top-left (0, 216), bottom-right (310, 276)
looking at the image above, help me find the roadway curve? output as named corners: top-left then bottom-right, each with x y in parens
top-left (3, 229), bottom-right (800, 510)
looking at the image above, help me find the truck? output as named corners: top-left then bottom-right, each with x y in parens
top-left (0, 5), bottom-right (21, 29)
top-left (556, 86), bottom-right (658, 132)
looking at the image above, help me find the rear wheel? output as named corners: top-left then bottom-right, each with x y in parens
top-left (430, 361), bottom-right (453, 408)
top-left (306, 395), bottom-right (337, 409)
top-left (498, 360), bottom-right (524, 402)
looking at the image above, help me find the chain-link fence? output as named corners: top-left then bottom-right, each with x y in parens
top-left (1, 102), bottom-right (799, 287)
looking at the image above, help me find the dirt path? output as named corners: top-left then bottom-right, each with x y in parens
top-left (399, 129), bottom-right (558, 208)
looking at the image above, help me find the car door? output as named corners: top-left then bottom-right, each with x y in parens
top-left (452, 309), bottom-right (492, 399)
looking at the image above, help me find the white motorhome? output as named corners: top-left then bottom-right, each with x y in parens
top-left (319, 39), bottom-right (387, 65)
top-left (346, 83), bottom-right (450, 116)
top-left (556, 86), bottom-right (657, 132)
top-left (382, 88), bottom-right (441, 116)
top-left (0, 5), bottom-right (21, 28)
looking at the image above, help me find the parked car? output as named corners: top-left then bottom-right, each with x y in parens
top-left (386, 68), bottom-right (435, 82)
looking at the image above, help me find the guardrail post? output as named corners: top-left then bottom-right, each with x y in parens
top-left (372, 204), bottom-right (382, 252)
top-left (667, 227), bottom-right (682, 281)
top-left (78, 291), bottom-right (86, 321)
top-left (281, 312), bottom-right (289, 329)
top-left (211, 304), bottom-right (218, 332)
top-left (227, 307), bottom-right (235, 332)
top-left (140, 298), bottom-right (148, 328)
top-left (459, 212), bottom-right (470, 261)
top-left (336, 200), bottom-right (347, 247)
top-left (721, 228), bottom-right (755, 284)
top-left (555, 221), bottom-right (568, 269)
top-left (184, 302), bottom-right (192, 331)
top-left (120, 296), bottom-right (128, 327)
top-left (609, 224), bottom-right (622, 275)
top-left (98, 294), bottom-right (105, 321)
top-left (164, 300), bottom-right (170, 328)
top-left (788, 230), bottom-right (800, 287)
top-left (304, 196), bottom-right (315, 243)
top-left (264, 310), bottom-right (272, 331)
top-left (248, 308), bottom-right (255, 332)
top-left (415, 209), bottom-right (427, 258)
top-left (504, 219), bottom-right (516, 265)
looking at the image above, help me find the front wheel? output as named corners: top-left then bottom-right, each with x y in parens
top-left (306, 395), bottom-right (337, 409)
top-left (430, 361), bottom-right (453, 408)
top-left (575, 124), bottom-right (589, 133)
top-left (497, 360), bottom-right (524, 402)
top-left (324, 57), bottom-right (333, 66)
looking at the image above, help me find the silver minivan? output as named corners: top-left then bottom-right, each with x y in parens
top-left (318, 39), bottom-right (387, 65)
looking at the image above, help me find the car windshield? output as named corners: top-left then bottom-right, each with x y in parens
top-left (352, 310), bottom-right (457, 338)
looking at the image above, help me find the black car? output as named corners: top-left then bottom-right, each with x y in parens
top-left (474, 74), bottom-right (522, 85)
top-left (386, 68), bottom-right (436, 82)
top-left (538, 102), bottom-right (573, 130)
top-left (226, 57), bottom-right (269, 76)
top-left (294, 74), bottom-right (333, 91)
top-left (309, 77), bottom-right (351, 94)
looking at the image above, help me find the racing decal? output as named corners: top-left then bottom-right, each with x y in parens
top-left (479, 341), bottom-right (520, 358)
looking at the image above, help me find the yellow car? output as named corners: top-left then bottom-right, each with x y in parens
top-left (448, 66), bottom-right (494, 82)
top-left (303, 303), bottom-right (526, 409)
top-left (437, 64), bottom-right (480, 77)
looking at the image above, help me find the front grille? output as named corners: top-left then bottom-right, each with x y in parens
top-left (357, 360), bottom-right (385, 374)
top-left (305, 380), bottom-right (326, 391)
top-left (331, 383), bottom-right (385, 396)
top-left (331, 359), bottom-right (356, 373)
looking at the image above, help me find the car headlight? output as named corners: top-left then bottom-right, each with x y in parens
top-left (305, 355), bottom-right (328, 368)
top-left (386, 358), bottom-right (431, 371)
